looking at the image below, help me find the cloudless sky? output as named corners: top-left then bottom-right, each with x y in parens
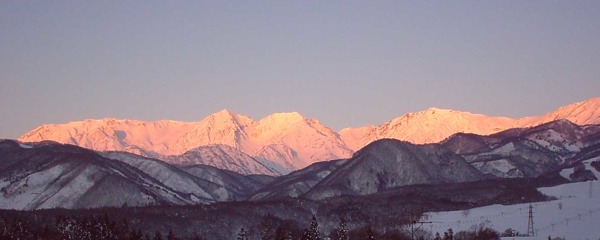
top-left (1, 1), bottom-right (599, 139)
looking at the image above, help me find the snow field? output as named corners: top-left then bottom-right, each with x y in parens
top-left (426, 179), bottom-right (600, 239)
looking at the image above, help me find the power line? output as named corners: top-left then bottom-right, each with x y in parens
top-left (527, 203), bottom-right (535, 237)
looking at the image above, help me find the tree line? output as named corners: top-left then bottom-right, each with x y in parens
top-left (236, 216), bottom-right (501, 240)
top-left (0, 213), bottom-right (195, 240)
top-left (1, 210), bottom-right (504, 240)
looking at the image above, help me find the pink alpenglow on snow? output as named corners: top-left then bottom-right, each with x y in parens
top-left (18, 97), bottom-right (600, 174)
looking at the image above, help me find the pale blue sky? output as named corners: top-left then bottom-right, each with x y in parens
top-left (1, 1), bottom-right (599, 139)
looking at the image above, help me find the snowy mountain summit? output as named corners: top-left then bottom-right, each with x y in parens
top-left (5, 117), bottom-right (600, 210)
top-left (18, 97), bottom-right (600, 175)
top-left (340, 97), bottom-right (600, 150)
top-left (19, 110), bottom-right (353, 174)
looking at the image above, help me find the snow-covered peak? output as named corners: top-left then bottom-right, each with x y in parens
top-left (340, 97), bottom-right (600, 151)
top-left (17, 97), bottom-right (600, 175)
top-left (253, 112), bottom-right (311, 140)
top-left (200, 109), bottom-right (255, 127)
top-left (305, 139), bottom-right (482, 199)
top-left (210, 109), bottom-right (239, 120)
top-left (259, 112), bottom-right (306, 124)
top-left (169, 110), bottom-right (257, 155)
top-left (423, 107), bottom-right (454, 114)
top-left (339, 107), bottom-right (515, 150)
top-left (18, 109), bottom-right (352, 174)
top-left (18, 118), bottom-right (194, 155)
top-left (252, 112), bottom-right (353, 170)
top-left (519, 97), bottom-right (600, 126)
top-left (386, 107), bottom-right (507, 128)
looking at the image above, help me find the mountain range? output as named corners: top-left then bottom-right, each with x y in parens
top-left (254, 119), bottom-right (600, 202)
top-left (18, 110), bottom-right (352, 175)
top-left (17, 97), bottom-right (600, 176)
top-left (339, 97), bottom-right (600, 150)
top-left (0, 140), bottom-right (275, 210)
top-left (3, 117), bottom-right (599, 210)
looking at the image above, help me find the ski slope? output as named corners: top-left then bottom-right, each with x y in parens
top-left (426, 166), bottom-right (600, 239)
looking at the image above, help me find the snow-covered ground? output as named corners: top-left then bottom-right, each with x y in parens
top-left (426, 176), bottom-right (600, 239)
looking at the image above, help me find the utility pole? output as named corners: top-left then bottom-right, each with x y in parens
top-left (409, 220), bottom-right (434, 240)
top-left (527, 203), bottom-right (535, 237)
top-left (408, 208), bottom-right (422, 240)
top-left (407, 208), bottom-right (435, 240)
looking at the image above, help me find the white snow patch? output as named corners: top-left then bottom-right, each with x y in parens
top-left (492, 142), bottom-right (516, 155)
top-left (528, 130), bottom-right (582, 153)
top-left (472, 143), bottom-right (516, 158)
top-left (583, 157), bottom-right (600, 178)
top-left (213, 187), bottom-right (230, 201)
top-left (426, 180), bottom-right (600, 239)
top-left (0, 180), bottom-right (9, 190)
top-left (317, 170), bottom-right (332, 179)
top-left (559, 168), bottom-right (574, 180)
top-left (19, 143), bottom-right (33, 149)
top-left (39, 165), bottom-right (101, 209)
top-left (473, 159), bottom-right (516, 174)
top-left (255, 156), bottom-right (290, 175)
top-left (0, 164), bottom-right (67, 209)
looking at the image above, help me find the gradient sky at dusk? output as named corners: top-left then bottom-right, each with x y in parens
top-left (1, 1), bottom-right (599, 139)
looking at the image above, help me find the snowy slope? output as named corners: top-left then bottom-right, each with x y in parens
top-left (165, 144), bottom-right (280, 175)
top-left (425, 158), bottom-right (600, 239)
top-left (169, 109), bottom-right (258, 154)
top-left (101, 151), bottom-right (245, 201)
top-left (340, 108), bottom-right (514, 151)
top-left (341, 97), bottom-right (600, 151)
top-left (180, 164), bottom-right (272, 198)
top-left (426, 165), bottom-right (600, 239)
top-left (251, 113), bottom-right (352, 171)
top-left (305, 139), bottom-right (482, 200)
top-left (446, 120), bottom-right (600, 178)
top-left (19, 110), bottom-right (351, 174)
top-left (250, 159), bottom-right (346, 201)
top-left (17, 97), bottom-right (600, 174)
top-left (0, 139), bottom-right (280, 210)
top-left (464, 141), bottom-right (563, 178)
top-left (0, 140), bottom-right (212, 210)
top-left (517, 97), bottom-right (600, 127)
top-left (18, 119), bottom-right (193, 156)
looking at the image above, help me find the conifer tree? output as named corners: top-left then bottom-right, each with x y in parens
top-left (153, 231), bottom-right (163, 240)
top-left (443, 228), bottom-right (453, 240)
top-left (167, 229), bottom-right (176, 240)
top-left (237, 228), bottom-right (249, 240)
top-left (301, 216), bottom-right (320, 240)
top-left (334, 218), bottom-right (349, 240)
